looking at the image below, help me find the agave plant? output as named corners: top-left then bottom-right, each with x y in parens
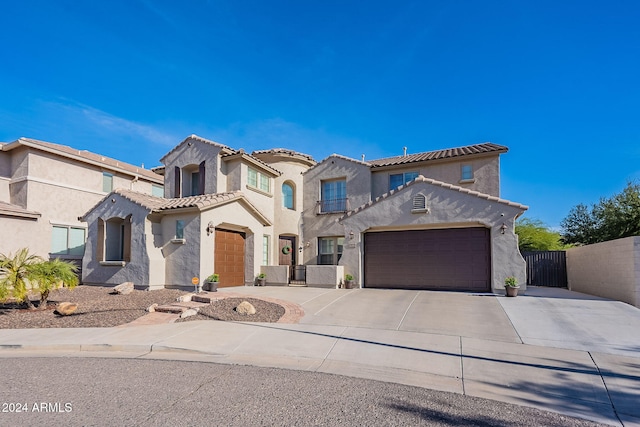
top-left (29, 258), bottom-right (79, 309)
top-left (0, 248), bottom-right (43, 309)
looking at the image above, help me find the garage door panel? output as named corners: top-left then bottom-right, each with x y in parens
top-left (364, 228), bottom-right (490, 292)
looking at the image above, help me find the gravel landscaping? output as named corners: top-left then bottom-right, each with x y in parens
top-left (0, 286), bottom-right (286, 328)
top-left (175, 297), bottom-right (285, 323)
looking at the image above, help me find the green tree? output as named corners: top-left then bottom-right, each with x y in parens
top-left (562, 181), bottom-right (640, 245)
top-left (515, 218), bottom-right (566, 252)
top-left (29, 258), bottom-right (79, 309)
top-left (0, 248), bottom-right (43, 309)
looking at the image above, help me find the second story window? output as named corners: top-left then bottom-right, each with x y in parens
top-left (461, 164), bottom-right (474, 181)
top-left (320, 179), bottom-right (346, 213)
top-left (152, 184), bottom-right (164, 197)
top-left (389, 171), bottom-right (418, 190)
top-left (248, 167), bottom-right (271, 193)
top-left (282, 182), bottom-right (294, 209)
top-left (102, 172), bottom-right (113, 193)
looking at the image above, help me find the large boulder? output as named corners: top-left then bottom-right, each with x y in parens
top-left (235, 301), bottom-right (256, 315)
top-left (113, 282), bottom-right (134, 295)
top-left (55, 302), bottom-right (78, 316)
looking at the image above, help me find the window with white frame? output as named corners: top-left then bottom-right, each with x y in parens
top-left (318, 237), bottom-right (344, 265)
top-left (389, 171), bottom-right (418, 190)
top-left (320, 179), bottom-right (346, 213)
top-left (51, 225), bottom-right (86, 256)
top-left (262, 235), bottom-right (270, 265)
top-left (248, 167), bottom-right (271, 193)
top-left (102, 172), bottom-right (113, 192)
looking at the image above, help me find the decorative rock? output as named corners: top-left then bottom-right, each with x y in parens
top-left (146, 303), bottom-right (158, 313)
top-left (176, 294), bottom-right (194, 302)
top-left (55, 302), bottom-right (78, 316)
top-left (235, 301), bottom-right (256, 315)
top-left (113, 282), bottom-right (134, 295)
top-left (180, 308), bottom-right (199, 318)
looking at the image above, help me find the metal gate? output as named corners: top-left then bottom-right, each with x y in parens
top-left (521, 251), bottom-right (567, 287)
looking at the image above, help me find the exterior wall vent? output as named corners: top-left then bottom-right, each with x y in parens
top-left (411, 194), bottom-right (429, 213)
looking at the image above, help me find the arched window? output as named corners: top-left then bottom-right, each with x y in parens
top-left (282, 182), bottom-right (294, 210)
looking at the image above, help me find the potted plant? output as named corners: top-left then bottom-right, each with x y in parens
top-left (504, 276), bottom-right (519, 297)
top-left (204, 273), bottom-right (219, 292)
top-left (344, 274), bottom-right (354, 289)
top-left (256, 273), bottom-right (266, 286)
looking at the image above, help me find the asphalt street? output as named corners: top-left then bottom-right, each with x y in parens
top-left (0, 357), bottom-right (604, 427)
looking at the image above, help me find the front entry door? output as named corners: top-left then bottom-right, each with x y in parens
top-left (279, 236), bottom-right (296, 280)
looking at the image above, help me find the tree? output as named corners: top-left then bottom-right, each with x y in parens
top-left (562, 181), bottom-right (640, 245)
top-left (0, 248), bottom-right (43, 309)
top-left (515, 218), bottom-right (566, 252)
top-left (29, 258), bottom-right (79, 309)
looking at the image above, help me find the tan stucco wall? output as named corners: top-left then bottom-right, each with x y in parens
top-left (371, 155), bottom-right (501, 199)
top-left (0, 151), bottom-right (10, 177)
top-left (339, 180), bottom-right (526, 293)
top-left (0, 216), bottom-right (42, 256)
top-left (302, 157), bottom-right (371, 265)
top-left (567, 237), bottom-right (640, 307)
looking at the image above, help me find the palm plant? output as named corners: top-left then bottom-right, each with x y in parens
top-left (0, 248), bottom-right (43, 309)
top-left (29, 258), bottom-right (79, 309)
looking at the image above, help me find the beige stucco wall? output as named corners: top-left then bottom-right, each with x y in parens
top-left (339, 179), bottom-right (526, 293)
top-left (567, 237), bottom-right (640, 307)
top-left (0, 216), bottom-right (42, 257)
top-left (371, 155), bottom-right (501, 199)
top-left (302, 156), bottom-right (371, 265)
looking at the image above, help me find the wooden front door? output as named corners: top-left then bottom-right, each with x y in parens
top-left (214, 229), bottom-right (246, 287)
top-left (279, 236), bottom-right (296, 277)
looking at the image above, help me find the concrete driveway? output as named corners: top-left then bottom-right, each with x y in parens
top-left (222, 285), bottom-right (640, 358)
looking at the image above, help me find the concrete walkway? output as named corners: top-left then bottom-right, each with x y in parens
top-left (0, 286), bottom-right (638, 426)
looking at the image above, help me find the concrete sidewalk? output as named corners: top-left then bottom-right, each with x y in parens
top-left (0, 286), bottom-right (639, 426)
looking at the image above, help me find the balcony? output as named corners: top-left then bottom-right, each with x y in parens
top-left (316, 198), bottom-right (349, 214)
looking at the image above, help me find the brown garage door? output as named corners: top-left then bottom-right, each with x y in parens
top-left (214, 229), bottom-right (245, 287)
top-left (364, 228), bottom-right (490, 291)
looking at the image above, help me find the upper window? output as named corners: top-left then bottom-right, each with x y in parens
top-left (248, 167), bottom-right (271, 193)
top-left (190, 172), bottom-right (200, 196)
top-left (320, 179), bottom-right (347, 213)
top-left (102, 172), bottom-right (113, 193)
top-left (51, 225), bottom-right (86, 256)
top-left (461, 164), bottom-right (474, 181)
top-left (282, 183), bottom-right (294, 209)
top-left (318, 237), bottom-right (344, 265)
top-left (152, 184), bottom-right (164, 197)
top-left (389, 172), bottom-right (418, 190)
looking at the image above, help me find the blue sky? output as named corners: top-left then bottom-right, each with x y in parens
top-left (2, 1), bottom-right (639, 229)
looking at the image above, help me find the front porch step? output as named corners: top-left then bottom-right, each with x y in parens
top-left (288, 283), bottom-right (308, 287)
top-left (154, 305), bottom-right (187, 314)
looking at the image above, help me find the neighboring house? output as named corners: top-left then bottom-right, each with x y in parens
top-left (81, 135), bottom-right (527, 293)
top-left (0, 137), bottom-right (164, 271)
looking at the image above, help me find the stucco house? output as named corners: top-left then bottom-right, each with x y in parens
top-left (0, 137), bottom-right (163, 270)
top-left (81, 134), bottom-right (527, 293)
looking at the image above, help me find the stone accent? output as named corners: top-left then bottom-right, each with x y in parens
top-left (235, 301), bottom-right (256, 315)
top-left (180, 308), bottom-right (199, 318)
top-left (176, 294), bottom-right (194, 302)
top-left (113, 282), bottom-right (134, 295)
top-left (55, 302), bottom-right (78, 316)
top-left (146, 303), bottom-right (158, 313)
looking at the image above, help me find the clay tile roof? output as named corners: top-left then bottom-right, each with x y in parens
top-left (252, 148), bottom-right (316, 163)
top-left (368, 143), bottom-right (508, 168)
top-left (0, 201), bottom-right (41, 219)
top-left (6, 138), bottom-right (163, 182)
top-left (159, 134), bottom-right (237, 162)
top-left (340, 174), bottom-right (527, 219)
top-left (113, 189), bottom-right (245, 212)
